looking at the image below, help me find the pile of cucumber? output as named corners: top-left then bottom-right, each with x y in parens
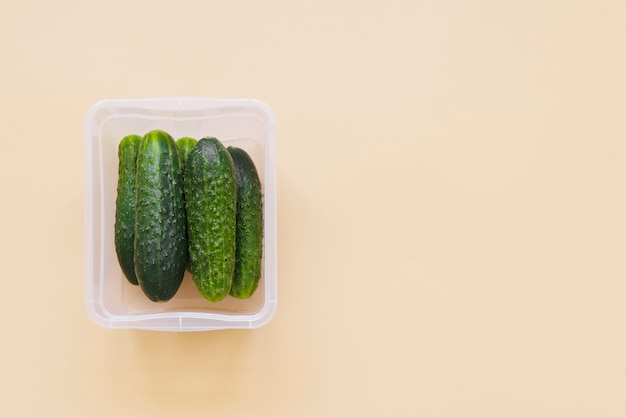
top-left (114, 130), bottom-right (263, 303)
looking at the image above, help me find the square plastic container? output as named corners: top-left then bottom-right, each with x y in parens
top-left (83, 97), bottom-right (277, 331)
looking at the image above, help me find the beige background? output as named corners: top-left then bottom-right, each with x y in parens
top-left (1, 0), bottom-right (625, 416)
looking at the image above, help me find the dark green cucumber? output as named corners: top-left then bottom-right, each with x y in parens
top-left (227, 147), bottom-right (263, 299)
top-left (114, 134), bottom-right (142, 285)
top-left (176, 137), bottom-right (197, 272)
top-left (184, 137), bottom-right (237, 302)
top-left (134, 130), bottom-right (188, 302)
top-left (176, 137), bottom-right (197, 172)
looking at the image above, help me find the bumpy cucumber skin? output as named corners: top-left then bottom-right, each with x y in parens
top-left (176, 137), bottom-right (197, 172)
top-left (134, 130), bottom-right (188, 302)
top-left (176, 137), bottom-right (197, 271)
top-left (184, 137), bottom-right (237, 302)
top-left (114, 135), bottom-right (142, 285)
top-left (227, 147), bottom-right (263, 299)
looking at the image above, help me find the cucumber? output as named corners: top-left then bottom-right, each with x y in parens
top-left (227, 147), bottom-right (263, 299)
top-left (114, 134), bottom-right (142, 285)
top-left (176, 137), bottom-right (197, 171)
top-left (184, 137), bottom-right (237, 302)
top-left (134, 130), bottom-right (188, 302)
top-left (176, 137), bottom-right (197, 271)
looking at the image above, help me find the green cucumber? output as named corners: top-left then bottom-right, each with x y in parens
top-left (176, 137), bottom-right (197, 171)
top-left (184, 137), bottom-right (237, 302)
top-left (176, 137), bottom-right (197, 272)
top-left (114, 134), bottom-right (142, 285)
top-left (134, 130), bottom-right (188, 302)
top-left (227, 146), bottom-right (263, 299)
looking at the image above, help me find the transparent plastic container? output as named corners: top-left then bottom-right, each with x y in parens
top-left (83, 97), bottom-right (277, 331)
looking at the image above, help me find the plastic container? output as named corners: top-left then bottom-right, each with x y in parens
top-left (83, 97), bottom-right (277, 331)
